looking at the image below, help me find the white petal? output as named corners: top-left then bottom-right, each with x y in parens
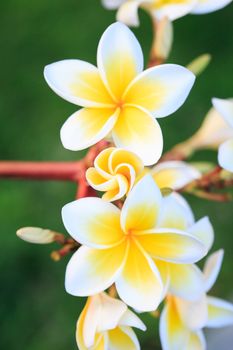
top-left (176, 294), bottom-right (208, 330)
top-left (96, 293), bottom-right (127, 332)
top-left (115, 239), bottom-right (164, 312)
top-left (207, 296), bottom-right (233, 328)
top-left (158, 193), bottom-right (194, 231)
top-left (62, 197), bottom-right (123, 248)
top-left (44, 60), bottom-right (114, 107)
top-left (119, 309), bottom-right (146, 331)
top-left (189, 216), bottom-right (214, 251)
top-left (121, 174), bottom-right (162, 232)
top-left (192, 0), bottom-right (232, 14)
top-left (203, 249), bottom-right (224, 293)
top-left (169, 263), bottom-right (205, 301)
top-left (123, 64), bottom-right (195, 118)
top-left (102, 0), bottom-right (126, 9)
top-left (108, 326), bottom-right (140, 350)
top-left (97, 22), bottom-right (143, 101)
top-left (218, 138), bottom-right (233, 172)
top-left (159, 301), bottom-right (190, 350)
top-left (187, 330), bottom-right (206, 350)
top-left (212, 98), bottom-right (233, 128)
top-left (151, 0), bottom-right (197, 21)
top-left (65, 243), bottom-right (126, 296)
top-left (152, 160), bottom-right (201, 190)
top-left (117, 1), bottom-right (144, 27)
top-left (60, 107), bottom-right (119, 151)
top-left (112, 106), bottom-right (163, 166)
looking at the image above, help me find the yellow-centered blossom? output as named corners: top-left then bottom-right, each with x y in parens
top-left (159, 250), bottom-right (233, 350)
top-left (62, 175), bottom-right (207, 312)
top-left (44, 22), bottom-right (195, 165)
top-left (212, 98), bottom-right (233, 172)
top-left (102, 0), bottom-right (232, 25)
top-left (77, 292), bottom-right (146, 350)
top-left (86, 147), bottom-right (144, 201)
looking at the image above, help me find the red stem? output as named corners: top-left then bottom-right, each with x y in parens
top-left (0, 160), bottom-right (82, 181)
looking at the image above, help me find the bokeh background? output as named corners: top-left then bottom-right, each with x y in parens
top-left (0, 1), bottom-right (233, 349)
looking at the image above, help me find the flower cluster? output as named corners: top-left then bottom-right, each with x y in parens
top-left (41, 21), bottom-right (233, 349)
top-left (14, 3), bottom-right (233, 349)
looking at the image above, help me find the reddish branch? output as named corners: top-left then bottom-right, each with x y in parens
top-left (0, 140), bottom-right (109, 199)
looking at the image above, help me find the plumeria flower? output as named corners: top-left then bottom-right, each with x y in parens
top-left (152, 192), bottom-right (214, 301)
top-left (62, 174), bottom-right (207, 312)
top-left (77, 292), bottom-right (146, 350)
top-left (212, 98), bottom-right (233, 172)
top-left (102, 0), bottom-right (232, 26)
top-left (151, 160), bottom-right (201, 190)
top-left (159, 249), bottom-right (233, 350)
top-left (44, 22), bottom-right (195, 165)
top-left (86, 147), bottom-right (144, 201)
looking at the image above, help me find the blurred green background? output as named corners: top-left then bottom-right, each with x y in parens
top-left (0, 1), bottom-right (233, 349)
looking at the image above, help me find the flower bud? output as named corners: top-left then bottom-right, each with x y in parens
top-left (16, 227), bottom-right (55, 244)
top-left (187, 54), bottom-right (211, 76)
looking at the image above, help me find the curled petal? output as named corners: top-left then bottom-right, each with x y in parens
top-left (97, 22), bottom-right (143, 101)
top-left (102, 174), bottom-right (129, 202)
top-left (206, 296), bottom-right (233, 328)
top-left (203, 249), bottom-right (224, 293)
top-left (86, 168), bottom-right (117, 191)
top-left (112, 106), bottom-right (163, 165)
top-left (123, 64), bottom-right (195, 118)
top-left (65, 243), bottom-right (127, 296)
top-left (44, 60), bottom-right (114, 107)
top-left (218, 138), bottom-right (233, 172)
top-left (62, 197), bottom-right (123, 248)
top-left (121, 174), bottom-right (162, 232)
top-left (60, 107), bottom-right (119, 151)
top-left (109, 148), bottom-right (143, 176)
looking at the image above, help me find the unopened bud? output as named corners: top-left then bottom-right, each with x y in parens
top-left (16, 227), bottom-right (55, 244)
top-left (187, 54), bottom-right (211, 76)
top-left (152, 17), bottom-right (173, 61)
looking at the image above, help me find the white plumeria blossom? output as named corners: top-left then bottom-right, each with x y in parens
top-left (62, 175), bottom-right (207, 312)
top-left (159, 249), bottom-right (233, 350)
top-left (102, 0), bottom-right (232, 26)
top-left (44, 22), bottom-right (195, 165)
top-left (212, 98), bottom-right (233, 172)
top-left (76, 292), bottom-right (146, 350)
